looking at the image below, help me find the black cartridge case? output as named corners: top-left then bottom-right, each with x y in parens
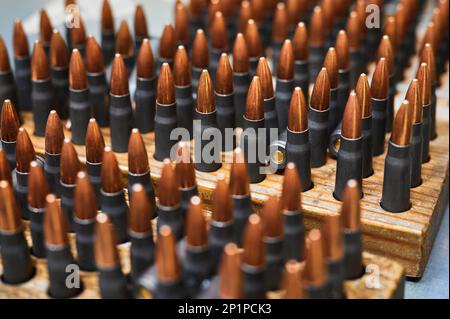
top-left (44, 152), bottom-right (61, 196)
top-left (304, 282), bottom-right (331, 299)
top-left (109, 93), bottom-right (132, 153)
top-left (275, 79), bottom-right (294, 132)
top-left (194, 110), bottom-right (222, 172)
top-left (215, 91), bottom-right (236, 152)
top-left (327, 258), bottom-right (344, 299)
top-left (31, 78), bottom-right (54, 137)
top-left (86, 161), bottom-right (102, 206)
top-left (327, 87), bottom-right (339, 135)
top-left (286, 129), bottom-right (312, 191)
top-left (271, 40), bottom-right (283, 73)
top-left (180, 240), bottom-right (212, 295)
top-left (73, 215), bottom-right (96, 271)
top-left (156, 204), bottom-right (183, 241)
top-left (410, 123), bottom-right (423, 188)
top-left (14, 170), bottom-right (30, 220)
top-left (101, 30), bottom-right (115, 66)
top-left (371, 97), bottom-right (388, 156)
top-left (337, 69), bottom-right (350, 125)
top-left (421, 103), bottom-right (431, 163)
top-left (13, 56), bottom-right (32, 111)
top-left (430, 84), bottom-right (437, 140)
top-left (343, 229), bottom-right (363, 280)
top-left (263, 96), bottom-right (278, 147)
top-left (209, 49), bottom-right (221, 82)
top-left (100, 189), bottom-right (129, 244)
top-left (349, 48), bottom-right (363, 88)
top-left (233, 72), bottom-right (250, 128)
top-left (192, 66), bottom-right (202, 100)
top-left (283, 209), bottom-right (305, 262)
top-left (309, 45), bottom-right (325, 80)
top-left (175, 84), bottom-right (194, 138)
top-left (308, 106), bottom-right (329, 168)
top-left (242, 117), bottom-right (266, 183)
top-left (180, 185), bottom-right (198, 219)
top-left (130, 229), bottom-right (155, 284)
top-left (123, 56), bottom-right (135, 80)
top-left (249, 57), bottom-right (259, 78)
top-left (242, 263), bottom-right (266, 299)
top-left (264, 237), bottom-right (283, 291)
top-left (209, 219), bottom-right (233, 269)
top-left (362, 116), bottom-right (374, 178)
top-left (385, 76), bottom-right (396, 133)
top-left (1, 139), bottom-right (16, 170)
top-left (28, 204), bottom-right (46, 258)
top-left (51, 66), bottom-right (69, 120)
top-left (0, 71), bottom-right (18, 109)
top-left (154, 100), bottom-right (178, 161)
top-left (60, 181), bottom-right (76, 232)
top-left (134, 77), bottom-right (156, 134)
top-left (231, 194), bottom-right (253, 246)
top-left (87, 71), bottom-right (109, 127)
top-left (69, 88), bottom-right (90, 145)
top-left (294, 60), bottom-right (309, 103)
top-left (98, 266), bottom-right (131, 299)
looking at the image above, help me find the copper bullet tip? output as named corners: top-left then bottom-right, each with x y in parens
top-left (245, 19), bottom-right (261, 58)
top-left (355, 74), bottom-right (372, 118)
top-left (173, 45), bottom-right (191, 87)
top-left (192, 29), bottom-right (209, 69)
top-left (420, 43), bottom-right (437, 85)
top-left (0, 180), bottom-right (22, 233)
top-left (405, 79), bottom-right (423, 125)
top-left (159, 24), bottom-right (176, 60)
top-left (377, 35), bottom-right (394, 76)
top-left (341, 179), bottom-right (361, 231)
top-left (101, 146), bottom-right (123, 193)
top-left (197, 69), bottom-right (216, 113)
top-left (346, 11), bottom-right (362, 49)
top-left (69, 49), bottom-right (87, 90)
top-left (15, 128), bottom-right (36, 173)
top-left (175, 2), bottom-right (189, 47)
top-left (256, 57), bottom-right (274, 99)
top-left (310, 68), bottom-right (330, 111)
top-left (74, 171), bottom-right (98, 220)
top-left (272, 2), bottom-right (288, 41)
top-left (60, 138), bottom-right (81, 185)
top-left (212, 175), bottom-right (233, 222)
top-left (70, 16), bottom-right (86, 47)
top-left (50, 30), bottom-right (69, 69)
top-left (383, 16), bottom-right (397, 50)
top-left (45, 110), bottom-right (64, 155)
top-left (416, 62), bottom-right (431, 107)
top-left (136, 38), bottom-right (154, 79)
top-left (158, 159), bottom-right (180, 207)
top-left (156, 225), bottom-right (182, 281)
top-left (229, 147), bottom-right (250, 196)
top-left (391, 101), bottom-right (412, 146)
top-left (278, 40), bottom-right (294, 80)
top-left (129, 183), bottom-right (155, 234)
top-left (215, 53), bottom-right (233, 95)
top-left (134, 4), bottom-right (149, 39)
top-left (128, 129), bottom-right (149, 175)
top-left (101, 0), bottom-right (114, 32)
top-left (210, 12), bottom-right (228, 50)
top-left (262, 195), bottom-right (283, 239)
top-left (13, 20), bottom-right (29, 58)
top-left (85, 118), bottom-right (105, 164)
top-left (245, 76), bottom-right (264, 120)
top-left (282, 260), bottom-right (305, 299)
top-left (85, 36), bottom-right (105, 74)
top-left (116, 20), bottom-right (134, 58)
top-left (157, 63), bottom-right (176, 105)
top-left (323, 47), bottom-right (338, 89)
top-left (371, 58), bottom-right (389, 100)
top-left (310, 6), bottom-right (325, 46)
top-left (335, 30), bottom-right (349, 71)
top-left (31, 41), bottom-right (50, 81)
top-left (219, 242), bottom-right (243, 298)
top-left (304, 229), bottom-right (327, 287)
top-left (292, 22), bottom-right (308, 61)
top-left (0, 36), bottom-right (11, 72)
top-left (280, 162), bottom-right (302, 212)
top-left (288, 87), bottom-right (308, 132)
top-left (232, 33), bottom-right (249, 73)
top-left (94, 213), bottom-right (120, 269)
top-left (242, 214), bottom-right (265, 267)
top-left (44, 193), bottom-right (69, 246)
top-left (1, 99), bottom-right (20, 142)
top-left (39, 10), bottom-right (53, 45)
top-left (0, 150), bottom-right (13, 186)
top-left (175, 141), bottom-right (196, 189)
top-left (341, 91), bottom-right (362, 139)
top-left (185, 196), bottom-right (208, 248)
top-left (323, 214), bottom-right (344, 261)
top-left (110, 54), bottom-right (130, 95)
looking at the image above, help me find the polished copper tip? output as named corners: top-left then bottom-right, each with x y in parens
top-left (70, 16), bottom-right (86, 47)
top-left (272, 2), bottom-right (288, 41)
top-left (31, 41), bottom-right (50, 80)
top-left (420, 22), bottom-right (437, 57)
top-left (94, 213), bottom-right (120, 268)
top-left (173, 45), bottom-right (191, 87)
top-left (128, 128), bottom-right (149, 175)
top-left (406, 79), bottom-right (423, 125)
top-left (321, 0), bottom-right (335, 33)
top-left (215, 53), bottom-right (233, 95)
top-left (0, 36), bottom-right (11, 72)
top-left (85, 36), bottom-right (105, 74)
top-left (197, 69), bottom-right (216, 113)
top-left (185, 196), bottom-right (208, 248)
top-left (1, 99), bottom-right (20, 142)
top-left (137, 38), bottom-right (155, 79)
top-left (39, 10), bottom-right (53, 45)
top-left (0, 180), bottom-right (22, 232)
top-left (211, 12), bottom-right (228, 50)
top-left (50, 30), bottom-right (69, 68)
top-left (304, 229), bottom-right (327, 287)
top-left (116, 20), bottom-right (133, 57)
top-left (175, 141), bottom-right (196, 189)
top-left (278, 40), bottom-right (294, 80)
top-left (341, 179), bottom-right (361, 231)
top-left (251, 0), bottom-right (265, 24)
top-left (292, 22), bottom-right (308, 61)
top-left (287, 0), bottom-right (308, 27)
top-left (335, 30), bottom-right (349, 71)
top-left (341, 91), bottom-right (362, 139)
top-left (345, 11), bottom-right (362, 49)
top-left (219, 242), bottom-right (243, 298)
top-left (192, 29), bottom-right (209, 69)
top-left (156, 225), bottom-right (181, 281)
top-left (282, 260), bottom-right (305, 299)
top-left (212, 175), bottom-right (232, 222)
top-left (395, 3), bottom-right (408, 42)
top-left (101, 146), bottom-right (123, 193)
top-left (242, 214), bottom-right (265, 267)
top-left (101, 0), bottom-right (114, 32)
top-left (159, 24), bottom-right (176, 60)
top-left (157, 63), bottom-right (176, 105)
top-left (110, 54), bottom-right (129, 95)
top-left (322, 214), bottom-right (344, 261)
top-left (13, 20), bottom-right (29, 58)
top-left (245, 76), bottom-right (264, 120)
top-left (134, 4), bottom-right (149, 38)
top-left (159, 159), bottom-right (180, 207)
top-left (280, 162), bottom-right (302, 211)
top-left (310, 67), bottom-right (330, 111)
top-left (256, 57), bottom-right (274, 99)
top-left (245, 19), bottom-right (262, 58)
top-left (44, 193), bottom-right (69, 246)
top-left (377, 36), bottom-right (394, 76)
top-left (232, 33), bottom-right (249, 73)
top-left (355, 74), bottom-right (372, 118)
top-left (129, 183), bottom-right (155, 234)
top-left (416, 62), bottom-right (431, 107)
top-left (391, 101), bottom-right (412, 146)
top-left (383, 16), bottom-right (397, 50)
top-left (74, 171), bottom-right (98, 220)
top-left (371, 58), bottom-right (389, 100)
top-left (45, 110), bottom-right (64, 155)
top-left (323, 47), bottom-right (338, 89)
top-left (85, 118), bottom-right (105, 164)
top-left (310, 6), bottom-right (325, 46)
top-left (69, 49), bottom-right (87, 90)
top-left (420, 43), bottom-right (437, 86)
top-left (0, 150), bottom-right (12, 186)
top-left (238, 0), bottom-right (252, 33)
top-left (229, 147), bottom-right (250, 196)
top-left (15, 128), bottom-right (35, 173)
top-left (262, 195), bottom-right (283, 239)
top-left (60, 138), bottom-right (81, 185)
top-left (208, 0), bottom-right (223, 28)
top-left (288, 87), bottom-right (308, 132)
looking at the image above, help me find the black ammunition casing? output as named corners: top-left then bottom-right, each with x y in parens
top-left (130, 230), bottom-right (155, 284)
top-left (371, 97), bottom-right (388, 156)
top-left (286, 129), bottom-right (312, 191)
top-left (31, 79), bottom-right (54, 137)
top-left (263, 96), bottom-right (278, 148)
top-left (98, 266), bottom-right (131, 299)
top-left (14, 56), bottom-right (32, 111)
top-left (386, 75), bottom-right (396, 133)
top-left (215, 92), bottom-right (236, 152)
top-left (271, 40), bottom-right (283, 73)
top-left (362, 116), bottom-right (374, 178)
top-left (327, 88), bottom-right (339, 134)
top-left (209, 220), bottom-right (233, 270)
top-left (294, 60), bottom-right (309, 104)
top-left (194, 110), bottom-right (222, 172)
top-left (29, 205), bottom-right (45, 258)
top-left (333, 136), bottom-right (363, 201)
top-left (100, 189), bottom-right (129, 243)
top-left (134, 77), bottom-right (156, 133)
top-left (337, 69), bottom-right (350, 124)
top-left (308, 106), bottom-right (329, 168)
top-left (0, 228), bottom-right (35, 284)
top-left (0, 71), bottom-right (18, 109)
top-left (283, 210), bottom-right (305, 262)
top-left (309, 44), bottom-right (325, 80)
top-left (268, 130), bottom-right (287, 172)
top-left (430, 84), bottom-right (437, 140)
top-left (46, 245), bottom-right (83, 298)
top-left (69, 88), bottom-right (90, 145)
top-left (86, 161), bottom-right (102, 206)
top-left (242, 263), bottom-right (266, 299)
top-left (101, 30), bottom-right (115, 66)
top-left (209, 49), bottom-right (222, 82)
top-left (156, 204), bottom-right (183, 241)
top-left (410, 123), bottom-right (423, 188)
top-left (349, 48), bottom-right (363, 88)
top-left (14, 170), bottom-right (30, 220)
top-left (73, 216), bottom-right (95, 271)
top-left (327, 258), bottom-right (344, 299)
top-left (264, 237), bottom-right (283, 291)
top-left (180, 240), bottom-right (212, 295)
top-left (242, 117), bottom-right (266, 183)
top-left (381, 141), bottom-right (411, 213)
top-left (421, 103), bottom-right (431, 163)
top-left (249, 57), bottom-right (259, 78)
top-left (343, 229), bottom-right (363, 280)
top-left (60, 181), bottom-right (76, 231)
top-left (123, 56), bottom-right (135, 78)
top-left (0, 139), bottom-right (16, 170)
top-left (275, 79), bottom-right (294, 132)
top-left (45, 154), bottom-right (61, 197)
top-left (304, 282), bottom-right (331, 299)
top-left (155, 277), bottom-right (188, 299)
top-left (192, 66), bottom-right (202, 100)
top-left (109, 93), bottom-right (132, 153)
top-left (180, 186), bottom-right (198, 219)
top-left (233, 72), bottom-right (250, 128)
top-left (51, 66), bottom-right (69, 120)
top-left (154, 101), bottom-right (178, 161)
top-left (88, 72), bottom-right (110, 127)
top-left (175, 85), bottom-right (194, 138)
top-left (231, 194), bottom-right (253, 246)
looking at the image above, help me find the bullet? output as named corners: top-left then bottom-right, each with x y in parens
top-left (237, 1), bottom-right (252, 34)
top-left (0, 100), bottom-right (20, 169)
top-left (0, 181), bottom-right (35, 284)
top-left (134, 4), bottom-right (149, 55)
top-left (154, 63), bottom-right (178, 161)
top-left (340, 179), bottom-right (364, 279)
top-left (371, 58), bottom-right (389, 156)
top-left (308, 68), bottom-right (330, 168)
top-left (292, 22), bottom-right (310, 103)
top-left (174, 2), bottom-right (190, 48)
top-left (157, 24), bottom-right (176, 72)
top-left (188, 0), bottom-right (207, 45)
top-left (194, 70), bottom-right (222, 172)
top-left (101, 147), bottom-right (129, 243)
top-left (346, 12), bottom-right (363, 88)
top-left (44, 194), bottom-right (82, 298)
top-left (416, 63), bottom-right (432, 164)
top-left (101, 0), bottom-right (115, 65)
top-left (31, 41), bottom-right (54, 137)
top-left (251, 0), bottom-right (269, 49)
top-left (381, 101), bottom-right (412, 213)
top-left (39, 10), bottom-right (52, 57)
top-left (116, 21), bottom-right (135, 76)
top-left (175, 141), bottom-right (198, 218)
top-left (232, 33), bottom-right (250, 128)
top-left (191, 30), bottom-right (209, 100)
top-left (70, 16), bottom-right (87, 57)
top-left (173, 45), bottom-right (194, 137)
top-left (109, 54), bottom-right (132, 153)
top-left (257, 58), bottom-right (277, 147)
top-left (383, 16), bottom-right (400, 83)
top-left (0, 37), bottom-right (18, 110)
top-left (64, 0), bottom-right (76, 50)
top-left (281, 260), bottom-right (305, 299)
top-left (420, 44), bottom-right (438, 140)
top-left (86, 36), bottom-right (110, 127)
top-left (323, 48), bottom-right (339, 134)
top-left (394, 3), bottom-right (410, 75)
top-left (321, 0), bottom-right (335, 48)
top-left (94, 213), bottom-right (131, 298)
top-left (129, 184), bottom-right (155, 285)
top-left (241, 214), bottom-right (266, 299)
top-left (308, 7), bottom-right (325, 80)
top-left (85, 118), bottom-right (105, 205)
top-left (271, 2), bottom-right (288, 72)
top-left (276, 40), bottom-right (295, 133)
top-left (333, 91), bottom-right (363, 201)
top-left (245, 20), bottom-right (262, 76)
top-left (73, 171), bottom-right (97, 271)
top-left (44, 111), bottom-right (64, 196)
top-left (304, 229), bottom-right (330, 299)
top-left (335, 30), bottom-right (350, 126)
top-left (353, 2), bottom-right (369, 65)
top-left (218, 243), bottom-right (243, 298)
top-left (377, 36), bottom-right (395, 133)
top-left (0, 150), bottom-right (12, 184)
top-left (209, 12), bottom-right (228, 81)
top-left (12, 20), bottom-right (32, 112)
top-left (50, 31), bottom-right (70, 120)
